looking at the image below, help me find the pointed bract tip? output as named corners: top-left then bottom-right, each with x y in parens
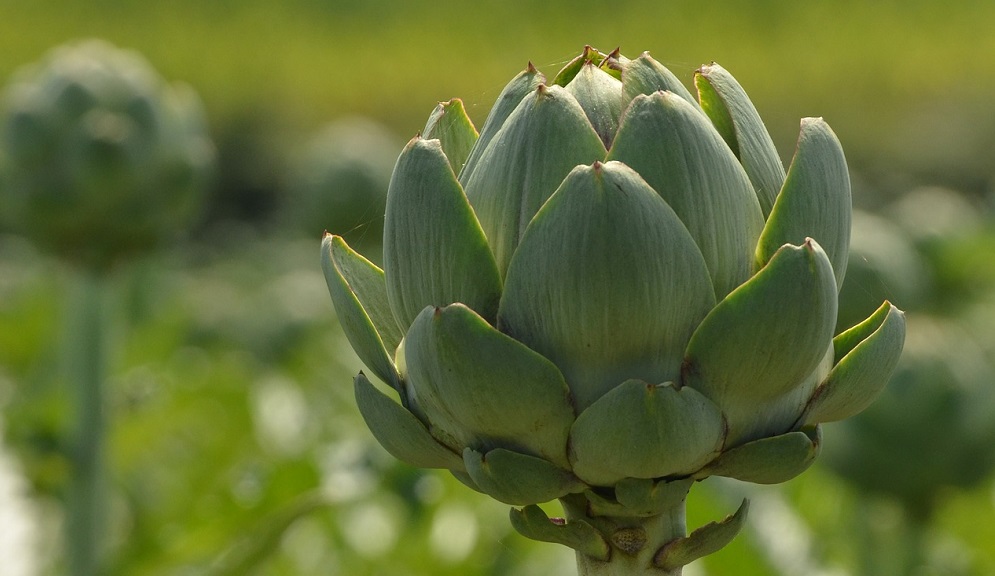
top-left (608, 46), bottom-right (621, 59)
top-left (696, 61), bottom-right (720, 75)
top-left (526, 61), bottom-right (537, 73)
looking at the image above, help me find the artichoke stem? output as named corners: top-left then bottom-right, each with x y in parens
top-left (64, 269), bottom-right (109, 576)
top-left (561, 493), bottom-right (688, 576)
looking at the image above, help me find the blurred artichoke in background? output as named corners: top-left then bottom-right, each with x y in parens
top-left (0, 39), bottom-right (214, 269)
top-left (825, 317), bottom-right (995, 520)
top-left (323, 46), bottom-right (905, 574)
top-left (280, 116), bottom-right (399, 246)
top-left (821, 193), bottom-right (995, 574)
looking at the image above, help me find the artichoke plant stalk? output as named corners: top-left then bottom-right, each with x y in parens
top-left (323, 46), bottom-right (906, 574)
top-left (0, 40), bottom-right (214, 575)
top-left (63, 270), bottom-right (109, 576)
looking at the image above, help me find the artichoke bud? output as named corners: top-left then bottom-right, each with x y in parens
top-left (0, 39), bottom-right (214, 269)
top-left (322, 46), bottom-right (906, 565)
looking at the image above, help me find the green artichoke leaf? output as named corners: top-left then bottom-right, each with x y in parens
top-left (695, 425), bottom-right (821, 484)
top-left (459, 63), bottom-right (544, 180)
top-left (694, 63), bottom-right (785, 217)
top-left (383, 137), bottom-right (503, 330)
top-left (582, 477), bottom-right (694, 518)
top-left (354, 372), bottom-right (465, 471)
top-left (614, 477), bottom-right (695, 518)
top-left (682, 240), bottom-right (838, 444)
top-left (459, 84), bottom-right (607, 277)
top-left (321, 234), bottom-right (401, 390)
top-left (756, 117), bottom-right (851, 290)
top-left (608, 91), bottom-right (764, 300)
top-left (450, 469), bottom-right (484, 494)
top-left (422, 97), bottom-right (478, 174)
top-left (498, 161), bottom-right (715, 412)
top-left (569, 380), bottom-right (724, 486)
top-left (463, 447), bottom-right (585, 506)
top-left (404, 303), bottom-right (576, 468)
top-left (621, 52), bottom-right (701, 111)
top-left (564, 62), bottom-right (626, 148)
top-left (551, 46), bottom-right (622, 85)
top-left (654, 499), bottom-right (750, 571)
top-left (801, 302), bottom-right (906, 425)
top-left (510, 504), bottom-right (610, 561)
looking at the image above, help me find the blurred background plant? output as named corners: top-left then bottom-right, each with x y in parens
top-left (1, 1), bottom-right (994, 574)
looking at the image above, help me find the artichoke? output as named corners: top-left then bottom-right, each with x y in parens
top-left (322, 46), bottom-right (906, 574)
top-left (0, 39), bottom-right (214, 269)
top-left (280, 116), bottom-right (399, 244)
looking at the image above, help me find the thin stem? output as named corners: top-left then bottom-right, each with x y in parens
top-left (64, 269), bottom-right (108, 576)
top-left (562, 494), bottom-right (687, 576)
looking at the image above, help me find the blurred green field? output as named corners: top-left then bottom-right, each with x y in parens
top-left (2, 1), bottom-right (995, 575)
top-left (2, 0), bottom-right (993, 187)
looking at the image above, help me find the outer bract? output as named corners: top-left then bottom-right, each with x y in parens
top-left (0, 39), bottom-right (214, 269)
top-left (322, 46), bottom-right (905, 574)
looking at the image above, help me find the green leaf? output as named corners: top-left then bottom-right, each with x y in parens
top-left (510, 505), bottom-right (610, 561)
top-left (320, 234), bottom-right (400, 389)
top-left (607, 91), bottom-right (764, 300)
top-left (615, 477), bottom-right (695, 517)
top-left (802, 302), bottom-right (906, 424)
top-left (353, 372), bottom-right (465, 470)
top-left (584, 477), bottom-right (695, 518)
top-left (498, 161), bottom-right (715, 411)
top-left (655, 499), bottom-right (750, 570)
top-left (463, 447), bottom-right (585, 505)
top-left (569, 380), bottom-right (725, 486)
top-left (459, 84), bottom-right (607, 277)
top-left (564, 61), bottom-right (626, 148)
top-left (403, 304), bottom-right (575, 467)
top-left (551, 45), bottom-right (620, 86)
top-left (383, 137), bottom-right (503, 330)
top-left (621, 52), bottom-right (700, 111)
top-left (459, 63), bottom-right (544, 180)
top-left (682, 240), bottom-right (838, 444)
top-left (756, 117), bottom-right (851, 289)
top-left (422, 97), bottom-right (478, 174)
top-left (696, 426), bottom-right (821, 484)
top-left (694, 63), bottom-right (785, 217)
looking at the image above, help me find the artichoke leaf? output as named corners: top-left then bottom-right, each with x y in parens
top-left (622, 52), bottom-right (700, 110)
top-left (564, 62), bottom-right (626, 148)
top-left (422, 97), bottom-right (478, 174)
top-left (608, 90), bottom-right (764, 300)
top-left (460, 84), bottom-right (607, 277)
top-left (654, 499), bottom-right (750, 571)
top-left (460, 63), bottom-right (544, 179)
top-left (695, 426), bottom-right (821, 484)
top-left (354, 373), bottom-right (464, 471)
top-left (694, 63), bottom-right (785, 217)
top-left (321, 234), bottom-right (401, 389)
top-left (464, 448), bottom-right (585, 506)
top-left (552, 45), bottom-right (619, 86)
top-left (404, 304), bottom-right (575, 468)
top-left (614, 477), bottom-right (695, 518)
top-left (510, 504), bottom-right (610, 561)
top-left (756, 117), bottom-right (851, 289)
top-left (569, 380), bottom-right (725, 487)
top-left (498, 161), bottom-right (715, 412)
top-left (801, 302), bottom-right (906, 425)
top-left (682, 240), bottom-right (838, 444)
top-left (383, 137), bottom-right (503, 331)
